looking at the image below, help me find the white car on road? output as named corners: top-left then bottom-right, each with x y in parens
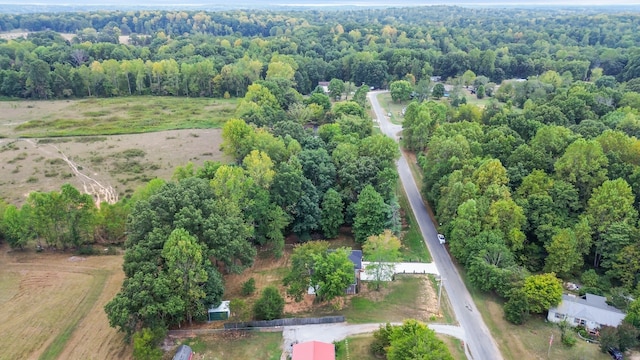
top-left (437, 234), bottom-right (446, 244)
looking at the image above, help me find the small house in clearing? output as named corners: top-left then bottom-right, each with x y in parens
top-left (317, 81), bottom-right (330, 94)
top-left (547, 294), bottom-right (626, 332)
top-left (292, 341), bottom-right (335, 360)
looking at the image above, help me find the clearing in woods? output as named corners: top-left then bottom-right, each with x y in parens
top-left (0, 96), bottom-right (234, 205)
top-left (0, 244), bottom-right (131, 360)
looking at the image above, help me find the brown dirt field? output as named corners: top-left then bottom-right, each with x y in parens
top-left (0, 244), bottom-right (131, 360)
top-left (0, 128), bottom-right (225, 205)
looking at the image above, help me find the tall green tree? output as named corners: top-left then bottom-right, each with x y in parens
top-left (389, 80), bottom-right (413, 102)
top-left (2, 204), bottom-right (36, 249)
top-left (432, 83), bottom-right (445, 99)
top-left (320, 188), bottom-right (344, 239)
top-left (544, 228), bottom-right (582, 277)
top-left (27, 184), bottom-right (95, 249)
top-left (162, 228), bottom-right (208, 326)
top-left (362, 230), bottom-right (401, 290)
top-left (221, 118), bottom-right (255, 163)
top-left (312, 247), bottom-right (355, 302)
top-left (586, 178), bottom-right (638, 269)
top-left (386, 320), bottom-right (454, 360)
top-left (328, 78), bottom-right (345, 100)
top-left (522, 273), bottom-right (563, 314)
top-left (284, 241), bottom-right (329, 302)
top-left (555, 138), bottom-right (608, 200)
top-left (353, 185), bottom-right (390, 243)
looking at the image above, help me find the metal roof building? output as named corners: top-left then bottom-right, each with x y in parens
top-left (292, 341), bottom-right (335, 360)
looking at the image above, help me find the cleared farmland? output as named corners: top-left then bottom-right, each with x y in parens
top-left (0, 245), bottom-right (132, 360)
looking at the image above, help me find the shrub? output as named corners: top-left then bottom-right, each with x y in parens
top-left (132, 327), bottom-right (166, 360)
top-left (241, 277), bottom-right (256, 296)
top-left (579, 286), bottom-right (603, 296)
top-left (370, 323), bottom-right (393, 356)
top-left (253, 286), bottom-right (284, 321)
top-left (230, 298), bottom-right (251, 321)
top-left (599, 326), bottom-right (619, 353)
top-left (77, 245), bottom-right (96, 255)
top-left (580, 269), bottom-right (599, 288)
top-left (561, 333), bottom-right (577, 347)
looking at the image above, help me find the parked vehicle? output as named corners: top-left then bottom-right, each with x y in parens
top-left (608, 347), bottom-right (623, 360)
top-left (437, 234), bottom-right (446, 244)
top-left (173, 344), bottom-right (193, 360)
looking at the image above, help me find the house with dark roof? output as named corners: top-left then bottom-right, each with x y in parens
top-left (345, 249), bottom-right (363, 295)
top-left (292, 341), bottom-right (335, 360)
top-left (547, 294), bottom-right (626, 332)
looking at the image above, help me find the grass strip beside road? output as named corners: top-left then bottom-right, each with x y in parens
top-left (398, 184), bottom-right (431, 262)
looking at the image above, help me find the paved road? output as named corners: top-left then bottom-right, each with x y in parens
top-left (368, 91), bottom-right (503, 360)
top-left (281, 322), bottom-right (465, 356)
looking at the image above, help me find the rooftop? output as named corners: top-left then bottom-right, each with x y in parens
top-left (551, 294), bottom-right (626, 327)
top-left (292, 341), bottom-right (335, 360)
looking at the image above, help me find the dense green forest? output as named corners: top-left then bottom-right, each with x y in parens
top-left (2, 7), bottom-right (640, 98)
top-left (2, 5), bottom-right (640, 353)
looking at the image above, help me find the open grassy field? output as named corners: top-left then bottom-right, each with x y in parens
top-left (336, 334), bottom-right (377, 360)
top-left (0, 96), bottom-right (234, 205)
top-left (172, 331), bottom-right (282, 360)
top-left (0, 96), bottom-right (236, 138)
top-left (0, 129), bottom-right (228, 205)
top-left (0, 244), bottom-right (131, 360)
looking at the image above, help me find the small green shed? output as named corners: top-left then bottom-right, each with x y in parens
top-left (207, 300), bottom-right (230, 321)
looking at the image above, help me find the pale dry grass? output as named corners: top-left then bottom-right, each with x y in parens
top-left (0, 129), bottom-right (226, 205)
top-left (0, 245), bottom-right (132, 360)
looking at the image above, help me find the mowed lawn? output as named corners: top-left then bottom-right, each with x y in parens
top-left (0, 246), bottom-right (132, 360)
top-left (176, 331), bottom-right (282, 360)
top-left (0, 96), bottom-right (237, 138)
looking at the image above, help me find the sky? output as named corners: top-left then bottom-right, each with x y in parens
top-left (1, 0), bottom-right (640, 5)
top-left (0, 0), bottom-right (639, 12)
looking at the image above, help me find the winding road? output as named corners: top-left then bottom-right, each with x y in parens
top-left (368, 91), bottom-right (503, 360)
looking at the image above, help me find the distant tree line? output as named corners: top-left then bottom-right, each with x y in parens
top-left (1, 7), bottom-right (640, 99)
